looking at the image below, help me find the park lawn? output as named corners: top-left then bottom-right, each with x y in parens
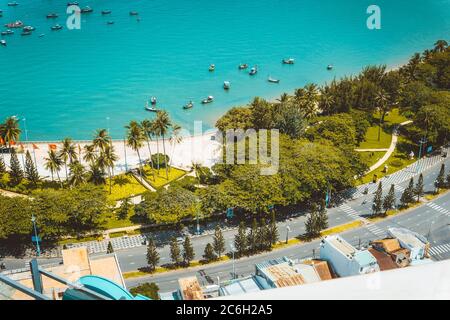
top-left (357, 136), bottom-right (416, 185)
top-left (373, 108), bottom-right (409, 126)
top-left (101, 211), bottom-right (137, 229)
top-left (358, 125), bottom-right (392, 149)
top-left (105, 173), bottom-right (148, 202)
top-left (142, 165), bottom-right (187, 189)
top-left (359, 151), bottom-right (386, 168)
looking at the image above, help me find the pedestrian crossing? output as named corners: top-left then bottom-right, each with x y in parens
top-left (344, 149), bottom-right (448, 200)
top-left (68, 234), bottom-right (147, 254)
top-left (338, 204), bottom-right (386, 237)
top-left (426, 202), bottom-right (450, 217)
top-left (429, 243), bottom-right (450, 257)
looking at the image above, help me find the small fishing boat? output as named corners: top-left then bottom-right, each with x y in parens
top-left (80, 6), bottom-right (93, 13)
top-left (208, 64), bottom-right (215, 72)
top-left (7, 2), bottom-right (19, 7)
top-left (51, 24), bottom-right (63, 31)
top-left (327, 64), bottom-right (333, 70)
top-left (5, 21), bottom-right (23, 28)
top-left (238, 63), bottom-right (248, 70)
top-left (107, 21), bottom-right (115, 25)
top-left (39, 33), bottom-right (45, 37)
top-left (183, 100), bottom-right (194, 110)
top-left (46, 13), bottom-right (58, 18)
top-left (129, 11), bottom-right (139, 16)
top-left (268, 76), bottom-right (280, 83)
top-left (223, 81), bottom-right (231, 90)
top-left (101, 10), bottom-right (112, 15)
top-left (249, 66), bottom-right (258, 76)
top-left (150, 97), bottom-right (157, 105)
top-left (1, 30), bottom-right (14, 36)
top-left (282, 58), bottom-right (295, 65)
top-left (145, 102), bottom-right (158, 112)
top-left (0, 40), bottom-right (6, 47)
top-left (67, 2), bottom-right (79, 6)
top-left (21, 30), bottom-right (32, 36)
top-left (201, 96), bottom-right (214, 104)
top-left (23, 26), bottom-right (35, 32)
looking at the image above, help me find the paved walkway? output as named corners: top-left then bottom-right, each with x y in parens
top-left (0, 189), bottom-right (28, 198)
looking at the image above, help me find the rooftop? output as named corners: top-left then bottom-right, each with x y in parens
top-left (178, 276), bottom-right (204, 300)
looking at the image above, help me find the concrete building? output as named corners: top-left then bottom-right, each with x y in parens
top-left (255, 257), bottom-right (304, 288)
top-left (371, 238), bottom-right (410, 267)
top-left (388, 227), bottom-right (430, 261)
top-left (218, 276), bottom-right (271, 297)
top-left (319, 235), bottom-right (380, 277)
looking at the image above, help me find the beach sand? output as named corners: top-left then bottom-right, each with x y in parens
top-left (1, 130), bottom-right (223, 180)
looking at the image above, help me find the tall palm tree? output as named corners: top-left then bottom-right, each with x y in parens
top-left (191, 162), bottom-right (205, 182)
top-left (83, 144), bottom-right (97, 165)
top-left (153, 111), bottom-right (172, 180)
top-left (140, 119), bottom-right (156, 179)
top-left (99, 144), bottom-right (118, 194)
top-left (59, 137), bottom-right (77, 179)
top-left (434, 40), bottom-right (448, 53)
top-left (87, 163), bottom-right (106, 185)
top-left (68, 161), bottom-right (86, 187)
top-left (44, 150), bottom-right (63, 187)
top-left (0, 116), bottom-right (21, 147)
top-left (319, 87), bottom-right (335, 115)
top-left (125, 121), bottom-right (145, 181)
top-left (169, 124), bottom-right (182, 170)
top-left (276, 93), bottom-right (290, 104)
top-left (375, 89), bottom-right (390, 141)
top-left (93, 128), bottom-right (111, 152)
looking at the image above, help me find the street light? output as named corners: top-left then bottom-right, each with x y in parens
top-left (230, 244), bottom-right (236, 279)
top-left (31, 215), bottom-right (41, 257)
top-left (285, 225), bottom-right (291, 244)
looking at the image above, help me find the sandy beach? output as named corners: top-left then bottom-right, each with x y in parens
top-left (1, 130), bottom-right (223, 180)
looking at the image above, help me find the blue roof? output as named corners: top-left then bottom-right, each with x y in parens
top-left (219, 276), bottom-right (271, 296)
top-left (354, 250), bottom-right (377, 266)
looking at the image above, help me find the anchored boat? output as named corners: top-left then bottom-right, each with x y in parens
top-left (145, 102), bottom-right (158, 112)
top-left (238, 63), bottom-right (248, 70)
top-left (5, 21), bottom-right (24, 28)
top-left (268, 76), bottom-right (280, 83)
top-left (202, 96), bottom-right (214, 104)
top-left (327, 64), bottom-right (333, 70)
top-left (249, 66), bottom-right (258, 76)
top-left (183, 100), bottom-right (194, 110)
top-left (0, 40), bottom-right (6, 47)
top-left (1, 30), bottom-right (14, 36)
top-left (282, 58), bottom-right (295, 65)
top-left (80, 6), bottom-right (93, 13)
top-left (51, 24), bottom-right (63, 31)
top-left (223, 81), bottom-right (231, 90)
top-left (208, 64), bottom-right (215, 72)
top-left (46, 13), bottom-right (58, 18)
top-left (102, 10), bottom-right (112, 15)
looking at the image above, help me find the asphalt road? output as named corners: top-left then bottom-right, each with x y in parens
top-left (125, 191), bottom-right (450, 292)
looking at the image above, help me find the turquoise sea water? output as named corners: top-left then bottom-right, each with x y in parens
top-left (0, 0), bottom-right (449, 140)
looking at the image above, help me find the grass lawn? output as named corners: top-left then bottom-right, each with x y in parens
top-left (359, 151), bottom-right (386, 168)
top-left (358, 126), bottom-right (392, 149)
top-left (357, 136), bottom-right (416, 184)
top-left (373, 108), bottom-right (409, 126)
top-left (142, 165), bottom-right (187, 189)
top-left (101, 212), bottom-right (137, 229)
top-left (105, 173), bottom-right (148, 202)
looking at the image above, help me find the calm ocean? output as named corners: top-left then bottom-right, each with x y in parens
top-left (0, 0), bottom-right (449, 140)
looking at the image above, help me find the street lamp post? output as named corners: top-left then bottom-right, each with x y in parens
top-left (31, 215), bottom-right (41, 257)
top-left (230, 244), bottom-right (236, 279)
top-left (285, 225), bottom-right (291, 244)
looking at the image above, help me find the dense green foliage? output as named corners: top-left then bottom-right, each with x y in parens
top-left (129, 282), bottom-right (160, 300)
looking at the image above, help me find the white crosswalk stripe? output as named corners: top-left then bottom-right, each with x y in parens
top-left (338, 204), bottom-right (386, 237)
top-left (429, 243), bottom-right (450, 256)
top-left (426, 202), bottom-right (450, 217)
top-left (366, 224), bottom-right (386, 237)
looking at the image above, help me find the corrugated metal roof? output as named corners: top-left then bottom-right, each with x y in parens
top-left (219, 276), bottom-right (267, 296)
top-left (368, 248), bottom-right (398, 271)
top-left (294, 264), bottom-right (321, 284)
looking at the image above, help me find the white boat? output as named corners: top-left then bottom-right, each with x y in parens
top-left (145, 102), bottom-right (158, 112)
top-left (223, 81), bottom-right (230, 90)
top-left (282, 58), bottom-right (295, 65)
top-left (208, 64), bottom-right (215, 72)
top-left (7, 2), bottom-right (19, 7)
top-left (150, 96), bottom-right (157, 105)
top-left (183, 100), bottom-right (194, 109)
top-left (0, 40), bottom-right (6, 46)
top-left (202, 96), bottom-right (214, 104)
top-left (249, 66), bottom-right (258, 76)
top-left (268, 76), bottom-right (280, 83)
top-left (327, 64), bottom-right (334, 70)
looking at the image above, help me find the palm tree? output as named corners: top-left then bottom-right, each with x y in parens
top-left (125, 121), bottom-right (145, 181)
top-left (375, 89), bottom-right (390, 141)
top-left (99, 144), bottom-right (118, 194)
top-left (434, 40), bottom-right (448, 53)
top-left (83, 144), bottom-right (97, 165)
top-left (319, 87), bottom-right (335, 115)
top-left (93, 128), bottom-right (111, 152)
top-left (44, 150), bottom-right (63, 187)
top-left (191, 162), bottom-right (205, 183)
top-left (141, 119), bottom-right (156, 179)
top-left (59, 137), bottom-right (77, 179)
top-left (276, 93), bottom-right (290, 104)
top-left (68, 161), bottom-right (86, 187)
top-left (169, 124), bottom-right (182, 170)
top-left (87, 163), bottom-right (106, 185)
top-left (0, 116), bottom-right (21, 147)
top-left (153, 111), bottom-right (172, 180)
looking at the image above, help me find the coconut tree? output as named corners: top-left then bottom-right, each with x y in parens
top-left (68, 161), bottom-right (86, 187)
top-left (87, 163), bottom-right (106, 185)
top-left (0, 116), bottom-right (21, 147)
top-left (319, 87), bottom-right (335, 115)
top-left (153, 111), bottom-right (172, 180)
top-left (59, 137), bottom-right (77, 179)
top-left (276, 92), bottom-right (290, 104)
top-left (93, 128), bottom-right (111, 152)
top-left (434, 40), bottom-right (448, 53)
top-left (141, 119), bottom-right (156, 179)
top-left (375, 89), bottom-right (390, 141)
top-left (83, 144), bottom-right (97, 165)
top-left (125, 121), bottom-right (145, 181)
top-left (99, 144), bottom-right (119, 194)
top-left (44, 149), bottom-right (63, 187)
top-left (169, 124), bottom-right (182, 170)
